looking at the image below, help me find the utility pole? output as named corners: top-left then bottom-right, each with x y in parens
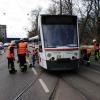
top-left (60, 0), bottom-right (62, 15)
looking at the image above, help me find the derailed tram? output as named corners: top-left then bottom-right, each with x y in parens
top-left (38, 15), bottom-right (80, 71)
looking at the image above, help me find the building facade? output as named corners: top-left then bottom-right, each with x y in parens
top-left (0, 25), bottom-right (6, 42)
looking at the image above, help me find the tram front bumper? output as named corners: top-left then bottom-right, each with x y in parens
top-left (46, 59), bottom-right (79, 71)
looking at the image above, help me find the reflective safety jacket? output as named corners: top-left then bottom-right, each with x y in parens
top-left (93, 43), bottom-right (99, 50)
top-left (87, 48), bottom-right (92, 54)
top-left (7, 46), bottom-right (14, 58)
top-left (17, 42), bottom-right (27, 54)
top-left (81, 45), bottom-right (93, 55)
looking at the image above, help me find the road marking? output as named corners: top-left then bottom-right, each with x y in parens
top-left (84, 67), bottom-right (100, 74)
top-left (32, 68), bottom-right (38, 75)
top-left (38, 79), bottom-right (49, 93)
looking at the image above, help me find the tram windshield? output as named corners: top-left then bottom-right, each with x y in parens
top-left (42, 25), bottom-right (78, 48)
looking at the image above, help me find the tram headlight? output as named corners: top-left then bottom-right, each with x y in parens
top-left (47, 53), bottom-right (52, 57)
top-left (72, 56), bottom-right (76, 60)
top-left (50, 57), bottom-right (55, 61)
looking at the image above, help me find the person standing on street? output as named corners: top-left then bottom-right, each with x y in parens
top-left (17, 38), bottom-right (27, 72)
top-left (93, 39), bottom-right (99, 60)
top-left (31, 46), bottom-right (37, 67)
top-left (6, 41), bottom-right (17, 74)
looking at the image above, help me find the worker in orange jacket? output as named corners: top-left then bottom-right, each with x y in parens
top-left (81, 45), bottom-right (91, 66)
top-left (17, 38), bottom-right (27, 72)
top-left (6, 42), bottom-right (17, 73)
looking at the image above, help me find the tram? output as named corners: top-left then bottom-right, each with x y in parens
top-left (38, 15), bottom-right (80, 71)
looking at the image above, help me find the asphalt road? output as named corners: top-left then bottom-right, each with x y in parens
top-left (0, 53), bottom-right (100, 100)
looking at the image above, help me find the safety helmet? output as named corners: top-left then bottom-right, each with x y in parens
top-left (93, 39), bottom-right (96, 42)
top-left (20, 38), bottom-right (24, 41)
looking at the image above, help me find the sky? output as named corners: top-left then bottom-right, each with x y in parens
top-left (0, 0), bottom-right (51, 38)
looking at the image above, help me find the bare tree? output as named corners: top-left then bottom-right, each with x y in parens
top-left (93, 0), bottom-right (100, 35)
top-left (47, 3), bottom-right (58, 15)
top-left (28, 0), bottom-right (100, 43)
top-left (80, 0), bottom-right (100, 42)
top-left (48, 0), bottom-right (73, 15)
top-left (62, 0), bottom-right (73, 15)
top-left (28, 7), bottom-right (42, 38)
top-left (81, 0), bottom-right (94, 42)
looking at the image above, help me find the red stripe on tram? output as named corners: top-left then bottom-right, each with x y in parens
top-left (45, 48), bottom-right (79, 51)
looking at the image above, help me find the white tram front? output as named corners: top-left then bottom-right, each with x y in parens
top-left (38, 15), bottom-right (80, 71)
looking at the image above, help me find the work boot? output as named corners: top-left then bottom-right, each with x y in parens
top-left (95, 57), bottom-right (98, 61)
top-left (29, 64), bottom-right (32, 68)
top-left (20, 66), bottom-right (24, 72)
top-left (86, 61), bottom-right (90, 66)
top-left (21, 66), bottom-right (27, 72)
top-left (9, 68), bottom-right (17, 74)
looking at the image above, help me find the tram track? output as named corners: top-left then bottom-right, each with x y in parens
top-left (80, 60), bottom-right (100, 73)
top-left (12, 62), bottom-right (100, 100)
top-left (48, 72), bottom-right (90, 100)
top-left (61, 77), bottom-right (90, 100)
top-left (61, 72), bottom-right (100, 100)
top-left (79, 67), bottom-right (100, 87)
top-left (48, 66), bottom-right (100, 100)
top-left (13, 69), bottom-right (44, 100)
top-left (49, 77), bottom-right (60, 100)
